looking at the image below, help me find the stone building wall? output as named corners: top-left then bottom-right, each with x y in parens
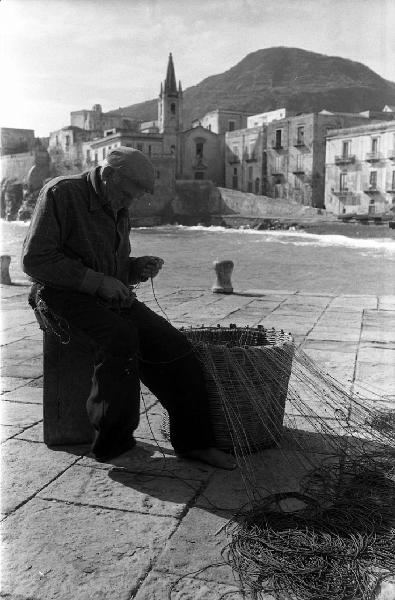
top-left (325, 121), bottom-right (395, 215)
top-left (178, 126), bottom-right (223, 185)
top-left (0, 152), bottom-right (35, 184)
top-left (0, 128), bottom-right (35, 156)
top-left (225, 126), bottom-right (265, 194)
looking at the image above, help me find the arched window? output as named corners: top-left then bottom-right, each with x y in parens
top-left (170, 103), bottom-right (176, 115)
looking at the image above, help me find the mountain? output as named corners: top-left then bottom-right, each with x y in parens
top-left (112, 47), bottom-right (395, 126)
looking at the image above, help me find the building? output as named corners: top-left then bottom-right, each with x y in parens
top-left (325, 120), bottom-right (395, 215)
top-left (192, 109), bottom-right (247, 134)
top-left (265, 112), bottom-right (370, 207)
top-left (178, 125), bottom-right (223, 184)
top-left (48, 125), bottom-right (95, 174)
top-left (0, 127), bottom-right (35, 156)
top-left (246, 108), bottom-right (288, 128)
top-left (70, 104), bottom-right (139, 132)
top-left (225, 125), bottom-right (266, 194)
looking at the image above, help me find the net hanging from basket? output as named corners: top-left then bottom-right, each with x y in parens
top-left (164, 324), bottom-right (395, 600)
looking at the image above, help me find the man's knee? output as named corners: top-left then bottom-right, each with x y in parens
top-left (106, 320), bottom-right (138, 357)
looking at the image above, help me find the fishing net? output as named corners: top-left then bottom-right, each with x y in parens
top-left (164, 325), bottom-right (395, 600)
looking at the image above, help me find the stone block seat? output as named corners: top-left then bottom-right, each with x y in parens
top-left (30, 289), bottom-right (95, 446)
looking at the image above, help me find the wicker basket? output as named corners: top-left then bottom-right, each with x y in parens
top-left (161, 325), bottom-right (294, 454)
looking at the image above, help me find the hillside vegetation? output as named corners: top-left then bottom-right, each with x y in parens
top-left (112, 47), bottom-right (395, 125)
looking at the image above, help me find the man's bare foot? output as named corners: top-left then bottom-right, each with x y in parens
top-left (178, 447), bottom-right (237, 470)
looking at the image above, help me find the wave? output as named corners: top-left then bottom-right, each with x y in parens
top-left (132, 224), bottom-right (395, 254)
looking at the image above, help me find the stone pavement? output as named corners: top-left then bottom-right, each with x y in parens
top-left (1, 282), bottom-right (395, 600)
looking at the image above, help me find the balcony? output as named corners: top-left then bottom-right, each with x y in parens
top-left (388, 149), bottom-right (395, 160)
top-left (271, 143), bottom-right (283, 151)
top-left (293, 139), bottom-right (305, 148)
top-left (332, 188), bottom-right (351, 197)
top-left (245, 153), bottom-right (257, 162)
top-left (386, 187), bottom-right (395, 193)
top-left (365, 152), bottom-right (381, 162)
top-left (364, 185), bottom-right (380, 194)
top-left (334, 154), bottom-right (355, 166)
top-left (227, 156), bottom-right (240, 164)
top-left (271, 167), bottom-right (283, 176)
top-left (292, 164), bottom-right (305, 174)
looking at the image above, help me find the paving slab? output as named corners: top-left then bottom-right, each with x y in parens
top-left (154, 507), bottom-right (236, 586)
top-left (1, 497), bottom-right (178, 600)
top-left (1, 385), bottom-right (43, 404)
top-left (1, 439), bottom-right (78, 514)
top-left (0, 376), bottom-right (31, 394)
top-left (134, 569), bottom-right (247, 600)
top-left (15, 421), bottom-right (44, 442)
top-left (39, 463), bottom-right (206, 518)
top-left (354, 361), bottom-right (395, 396)
top-left (0, 424), bottom-right (23, 442)
top-left (0, 399), bottom-right (42, 427)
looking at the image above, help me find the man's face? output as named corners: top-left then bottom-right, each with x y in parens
top-left (107, 170), bottom-right (146, 210)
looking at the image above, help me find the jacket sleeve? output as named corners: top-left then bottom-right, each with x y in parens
top-left (21, 183), bottom-right (104, 294)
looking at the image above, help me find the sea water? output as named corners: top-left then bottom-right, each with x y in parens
top-left (2, 221), bottom-right (395, 295)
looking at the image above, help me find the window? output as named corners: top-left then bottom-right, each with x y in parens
top-left (249, 142), bottom-right (255, 159)
top-left (340, 172), bottom-right (347, 191)
top-left (137, 143), bottom-right (143, 152)
top-left (392, 171), bottom-right (395, 190)
top-left (102, 148), bottom-right (106, 159)
top-left (371, 137), bottom-right (379, 154)
top-left (369, 171), bottom-right (377, 188)
top-left (232, 172), bottom-right (238, 189)
top-left (232, 145), bottom-right (239, 159)
top-left (86, 149), bottom-right (91, 162)
top-left (55, 135), bottom-right (59, 146)
top-left (342, 141), bottom-right (350, 158)
top-left (208, 124), bottom-right (211, 131)
top-left (296, 126), bottom-right (304, 144)
top-left (65, 135), bottom-right (70, 148)
top-left (247, 181), bottom-right (253, 192)
top-left (170, 145), bottom-right (176, 155)
top-left (233, 168), bottom-right (237, 175)
top-left (248, 166), bottom-right (253, 180)
top-left (156, 169), bottom-right (160, 179)
top-left (148, 145), bottom-right (152, 157)
top-left (94, 152), bottom-right (98, 164)
top-left (275, 129), bottom-right (282, 148)
top-left (171, 103), bottom-right (176, 115)
top-left (228, 120), bottom-right (235, 132)
top-left (195, 172), bottom-right (204, 180)
top-left (196, 142), bottom-right (204, 158)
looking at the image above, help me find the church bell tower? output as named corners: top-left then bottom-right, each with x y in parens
top-left (158, 53), bottom-right (183, 155)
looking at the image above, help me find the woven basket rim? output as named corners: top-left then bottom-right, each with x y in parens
top-left (180, 325), bottom-right (294, 349)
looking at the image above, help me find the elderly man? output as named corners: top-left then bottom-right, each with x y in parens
top-left (22, 147), bottom-right (235, 469)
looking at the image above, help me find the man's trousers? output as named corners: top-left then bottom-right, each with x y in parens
top-left (37, 287), bottom-right (215, 458)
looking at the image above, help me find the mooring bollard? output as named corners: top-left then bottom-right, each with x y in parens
top-left (212, 259), bottom-right (234, 294)
top-left (0, 255), bottom-right (12, 285)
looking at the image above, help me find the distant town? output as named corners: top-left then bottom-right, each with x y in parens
top-left (1, 53), bottom-right (395, 223)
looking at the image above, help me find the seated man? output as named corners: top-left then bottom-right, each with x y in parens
top-left (22, 146), bottom-right (235, 469)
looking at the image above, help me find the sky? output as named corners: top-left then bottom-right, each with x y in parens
top-left (1, 0), bottom-right (394, 137)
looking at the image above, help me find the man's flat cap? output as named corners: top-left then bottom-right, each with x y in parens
top-left (106, 146), bottom-right (155, 194)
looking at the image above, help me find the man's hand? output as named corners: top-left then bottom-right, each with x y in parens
top-left (130, 256), bottom-right (164, 283)
top-left (96, 276), bottom-right (133, 305)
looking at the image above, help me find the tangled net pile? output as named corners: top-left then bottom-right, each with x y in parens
top-left (181, 325), bottom-right (395, 600)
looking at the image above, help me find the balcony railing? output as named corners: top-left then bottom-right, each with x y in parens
top-left (332, 188), bottom-right (351, 197)
top-left (334, 154), bottom-right (355, 165)
top-left (227, 156), bottom-right (240, 164)
top-left (386, 187), bottom-right (395, 193)
top-left (293, 139), bottom-right (305, 148)
top-left (271, 143), bottom-right (283, 151)
top-left (388, 149), bottom-right (395, 160)
top-left (365, 152), bottom-right (381, 162)
top-left (364, 185), bottom-right (380, 194)
top-left (292, 164), bottom-right (305, 174)
top-left (245, 153), bottom-right (257, 162)
top-left (271, 166), bottom-right (284, 175)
